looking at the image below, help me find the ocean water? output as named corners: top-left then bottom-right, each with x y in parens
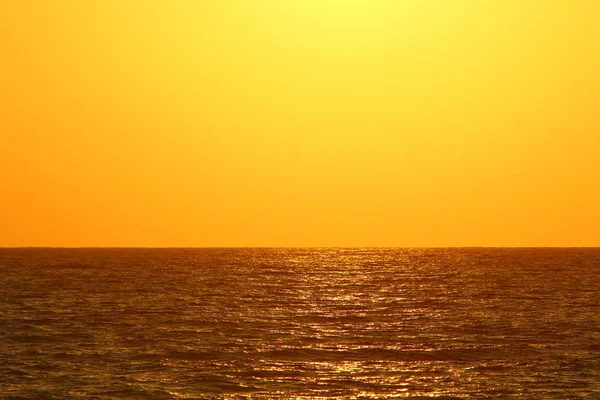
top-left (0, 248), bottom-right (599, 399)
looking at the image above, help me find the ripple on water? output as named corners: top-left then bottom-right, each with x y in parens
top-left (0, 248), bottom-right (599, 398)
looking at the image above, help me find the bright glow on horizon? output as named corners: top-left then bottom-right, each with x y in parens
top-left (1, 1), bottom-right (598, 247)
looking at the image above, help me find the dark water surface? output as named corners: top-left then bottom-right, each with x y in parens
top-left (1, 248), bottom-right (599, 399)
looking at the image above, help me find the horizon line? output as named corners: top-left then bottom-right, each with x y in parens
top-left (1, 246), bottom-right (599, 249)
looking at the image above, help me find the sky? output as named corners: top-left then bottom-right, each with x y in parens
top-left (1, 0), bottom-right (599, 247)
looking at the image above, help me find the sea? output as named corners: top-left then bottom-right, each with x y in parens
top-left (0, 248), bottom-right (599, 399)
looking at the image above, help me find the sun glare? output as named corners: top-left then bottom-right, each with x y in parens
top-left (1, 0), bottom-right (599, 246)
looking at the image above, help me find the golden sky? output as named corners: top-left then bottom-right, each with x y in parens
top-left (1, 1), bottom-right (599, 247)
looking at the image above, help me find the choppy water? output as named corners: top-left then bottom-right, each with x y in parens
top-left (1, 248), bottom-right (599, 399)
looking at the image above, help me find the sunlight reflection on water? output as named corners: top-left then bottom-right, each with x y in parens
top-left (0, 248), bottom-right (599, 398)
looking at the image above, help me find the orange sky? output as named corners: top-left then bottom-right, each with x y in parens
top-left (1, 1), bottom-right (599, 247)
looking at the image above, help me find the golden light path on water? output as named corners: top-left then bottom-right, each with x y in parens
top-left (259, 251), bottom-right (469, 398)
